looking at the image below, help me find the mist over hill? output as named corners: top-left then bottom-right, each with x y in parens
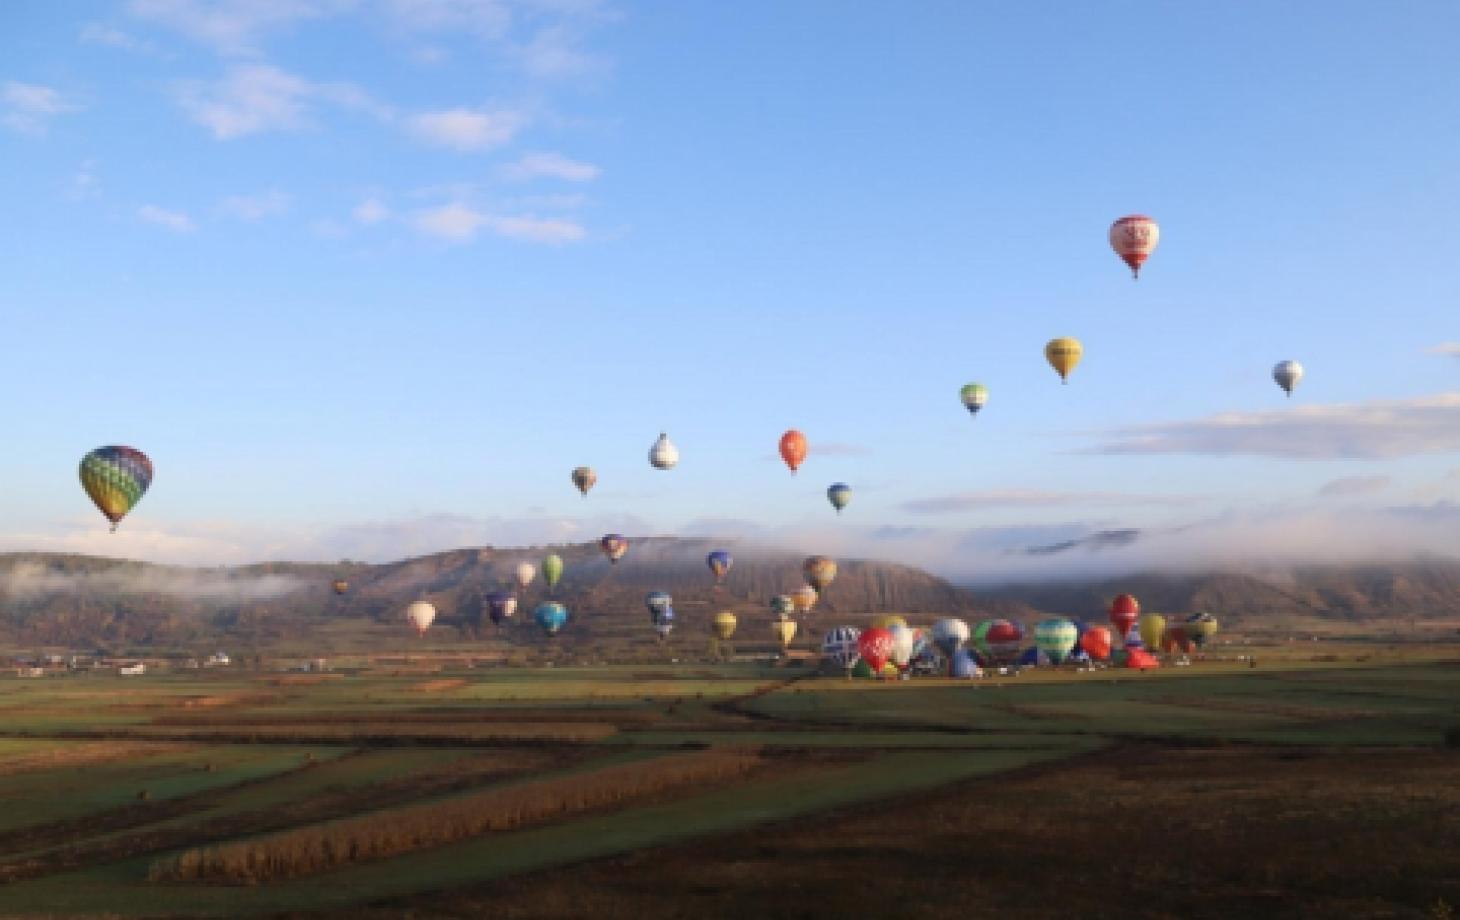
top-left (0, 541), bottom-right (1457, 650)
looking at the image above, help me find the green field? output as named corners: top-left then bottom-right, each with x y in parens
top-left (0, 646), bottom-right (1452, 917)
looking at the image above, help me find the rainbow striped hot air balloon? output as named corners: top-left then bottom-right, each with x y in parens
top-left (79, 446), bottom-right (153, 532)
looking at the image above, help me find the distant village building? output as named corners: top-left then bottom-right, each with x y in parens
top-left (205, 651), bottom-right (231, 667)
top-left (16, 667), bottom-right (44, 678)
top-left (118, 663), bottom-right (146, 676)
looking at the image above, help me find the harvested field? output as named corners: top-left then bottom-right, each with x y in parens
top-left (410, 679), bottom-right (469, 693)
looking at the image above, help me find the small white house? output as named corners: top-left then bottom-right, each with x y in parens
top-left (205, 651), bottom-right (231, 667)
top-left (118, 663), bottom-right (146, 676)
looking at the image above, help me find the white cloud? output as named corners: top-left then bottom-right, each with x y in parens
top-left (1089, 393), bottom-right (1460, 460)
top-left (138, 204), bottom-right (196, 232)
top-left (352, 197), bottom-right (391, 224)
top-left (220, 189), bottom-right (289, 219)
top-left (176, 64), bottom-right (388, 139)
top-left (1316, 475), bottom-right (1391, 498)
top-left (413, 202), bottom-right (585, 243)
top-left (384, 0), bottom-right (513, 37)
top-left (80, 22), bottom-right (155, 52)
top-left (2, 82), bottom-right (79, 134)
top-left (515, 24), bottom-right (601, 78)
top-left (409, 107), bottom-right (524, 151)
top-left (127, 0), bottom-right (349, 55)
top-left (1427, 342), bottom-right (1460, 359)
top-left (502, 151), bottom-right (599, 182)
top-left (901, 489), bottom-right (1197, 515)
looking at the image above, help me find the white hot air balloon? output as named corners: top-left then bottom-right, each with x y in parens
top-left (405, 601), bottom-right (436, 637)
top-left (1273, 360), bottom-right (1304, 397)
top-left (1109, 214), bottom-right (1160, 279)
top-left (887, 623), bottom-right (915, 671)
top-left (649, 432), bottom-right (679, 470)
top-left (514, 562), bottom-right (538, 591)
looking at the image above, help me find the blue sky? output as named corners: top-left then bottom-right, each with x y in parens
top-left (4, 1), bottom-right (1460, 575)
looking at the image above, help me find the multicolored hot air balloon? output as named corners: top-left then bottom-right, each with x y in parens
top-left (858, 627), bottom-right (894, 677)
top-left (712, 610), bottom-right (738, 640)
top-left (535, 602), bottom-right (568, 636)
top-left (405, 601), bottom-right (436, 637)
top-left (1079, 625), bottom-right (1112, 661)
top-left (827, 483), bottom-right (852, 514)
top-left (870, 614), bottom-right (908, 630)
top-left (486, 590), bottom-right (517, 625)
top-left (1110, 214), bottom-right (1160, 279)
top-left (931, 618), bottom-right (970, 660)
top-left (571, 466), bottom-right (597, 497)
top-left (1110, 594), bottom-right (1140, 638)
top-left (649, 433), bottom-right (679, 470)
top-left (1034, 618), bottom-right (1078, 664)
top-left (331, 579), bottom-right (349, 596)
top-left (514, 562), bottom-right (537, 591)
top-left (79, 446), bottom-right (153, 532)
top-left (791, 585), bottom-right (818, 614)
top-left (803, 556), bottom-right (837, 593)
top-left (976, 620), bottom-right (1024, 664)
top-left (600, 534), bottom-right (628, 565)
top-left (771, 594), bottom-right (795, 620)
top-left (779, 429), bottom-right (807, 474)
top-left (645, 591), bottom-right (673, 620)
top-left (1045, 337), bottom-right (1083, 384)
top-left (960, 383), bottom-right (989, 416)
top-left (771, 618), bottom-right (797, 650)
top-left (706, 550), bottom-right (733, 583)
top-left (1185, 612), bottom-right (1219, 648)
top-left (1138, 613), bottom-right (1167, 651)
top-left (821, 626), bottom-right (861, 673)
top-left (542, 553), bottom-right (564, 590)
top-left (1273, 360), bottom-right (1303, 397)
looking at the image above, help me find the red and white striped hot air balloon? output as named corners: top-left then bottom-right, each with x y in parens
top-left (1109, 214), bottom-right (1159, 279)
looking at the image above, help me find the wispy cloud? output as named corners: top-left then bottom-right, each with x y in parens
top-left (219, 189), bottom-right (289, 220)
top-left (900, 489), bottom-right (1197, 515)
top-left (384, 0), bottom-right (513, 38)
top-left (515, 23), bottom-right (604, 78)
top-left (409, 107), bottom-right (525, 151)
top-left (177, 64), bottom-right (388, 139)
top-left (1088, 393), bottom-right (1460, 460)
top-left (502, 151), bottom-right (599, 182)
top-left (67, 160), bottom-right (101, 201)
top-left (128, 0), bottom-right (348, 55)
top-left (80, 22), bottom-right (155, 52)
top-left (1316, 475), bottom-right (1391, 498)
top-left (352, 197), bottom-right (391, 225)
top-left (138, 204), bottom-right (196, 232)
top-left (2, 81), bottom-right (79, 134)
top-left (1427, 342), bottom-right (1460, 359)
top-left (413, 202), bottom-right (584, 243)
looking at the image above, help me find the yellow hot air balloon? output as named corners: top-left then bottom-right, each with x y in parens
top-left (1138, 613), bottom-right (1167, 651)
top-left (771, 619), bottom-right (797, 650)
top-left (712, 610), bottom-right (738, 640)
top-left (1045, 337), bottom-right (1083, 384)
top-left (791, 585), bottom-right (818, 614)
top-left (870, 614), bottom-right (907, 630)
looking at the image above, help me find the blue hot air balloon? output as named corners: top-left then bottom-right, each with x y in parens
top-left (706, 550), bottom-right (733, 583)
top-left (534, 602), bottom-right (569, 636)
top-left (827, 483), bottom-right (852, 514)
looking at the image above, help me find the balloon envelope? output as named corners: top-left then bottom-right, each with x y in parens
top-left (771, 594), bottom-right (795, 619)
top-left (960, 383), bottom-right (988, 415)
top-left (779, 429), bottom-right (807, 474)
top-left (599, 534), bottom-right (628, 564)
top-left (803, 556), bottom-right (837, 593)
top-left (79, 446), bottom-right (153, 531)
top-left (771, 619), bottom-right (797, 650)
top-left (870, 614), bottom-right (908, 630)
top-left (1138, 613), bottom-right (1167, 651)
top-left (1273, 360), bottom-right (1304, 396)
top-left (534, 602), bottom-right (569, 635)
top-left (887, 624), bottom-right (915, 668)
top-left (949, 648), bottom-right (980, 679)
top-left (542, 553), bottom-right (564, 589)
top-left (1080, 625), bottom-right (1113, 661)
top-left (706, 550), bottom-right (733, 582)
top-left (712, 610), bottom-right (738, 640)
top-left (821, 627), bottom-right (861, 670)
top-left (331, 579), bottom-right (349, 596)
top-left (857, 627), bottom-right (895, 675)
top-left (1110, 594), bottom-right (1140, 635)
top-left (1034, 618), bottom-right (1078, 664)
top-left (514, 562), bottom-right (537, 591)
top-left (1185, 612), bottom-right (1219, 647)
top-left (791, 585), bottom-right (818, 613)
top-left (827, 483), bottom-right (852, 513)
top-left (405, 601), bottom-right (436, 636)
top-left (1045, 338), bottom-right (1083, 383)
top-left (648, 433), bottom-right (679, 470)
top-left (931, 618), bottom-right (970, 658)
top-left (645, 591), bottom-right (673, 619)
top-left (1109, 214), bottom-right (1160, 278)
top-left (486, 590), bottom-right (517, 625)
top-left (571, 466), bottom-right (597, 496)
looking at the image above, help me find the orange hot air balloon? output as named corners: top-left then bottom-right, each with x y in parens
top-left (779, 430), bottom-right (807, 475)
top-left (1079, 625), bottom-right (1112, 661)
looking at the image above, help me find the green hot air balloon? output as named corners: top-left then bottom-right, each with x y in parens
top-left (827, 483), bottom-right (852, 514)
top-left (1034, 618), bottom-right (1078, 665)
top-left (542, 553), bottom-right (564, 591)
top-left (960, 383), bottom-right (988, 416)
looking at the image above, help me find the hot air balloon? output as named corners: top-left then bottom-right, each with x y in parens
top-left (779, 429), bottom-right (807, 474)
top-left (1018, 647), bottom-right (1052, 667)
top-left (706, 550), bottom-right (733, 583)
top-left (978, 620), bottom-right (1024, 664)
top-left (535, 602), bottom-right (568, 636)
top-left (791, 585), bottom-right (818, 614)
top-left (771, 619), bottom-right (797, 650)
top-left (960, 383), bottom-right (988, 416)
top-left (1034, 618), bottom-right (1078, 664)
top-left (857, 627), bottom-right (895, 677)
top-left (1109, 214), bottom-right (1160, 279)
top-left (486, 590), bottom-right (517, 625)
top-left (405, 601), bottom-right (436, 637)
top-left (654, 612), bottom-right (675, 642)
top-left (821, 626), bottom-right (861, 673)
top-left (1079, 625), bottom-right (1112, 661)
top-left (514, 562), bottom-right (537, 591)
top-left (1273, 360), bottom-right (1303, 397)
top-left (1138, 613), bottom-right (1167, 651)
top-left (949, 648), bottom-right (980, 679)
top-left (600, 534), bottom-right (628, 565)
top-left (571, 466), bottom-right (597, 497)
top-left (79, 446), bottom-right (153, 532)
top-left (712, 610), bottom-right (738, 640)
top-left (649, 433), bottom-right (679, 470)
top-left (331, 579), bottom-right (349, 596)
top-left (1185, 612), bottom-right (1219, 648)
top-left (1162, 625), bottom-right (1195, 656)
top-left (887, 623), bottom-right (914, 672)
top-left (870, 614), bottom-right (908, 630)
top-left (931, 618), bottom-right (970, 660)
top-left (1045, 338), bottom-right (1083, 384)
top-left (827, 483), bottom-right (852, 514)
top-left (771, 594), bottom-right (796, 620)
top-left (645, 591), bottom-right (673, 620)
top-left (542, 553), bottom-right (564, 590)
top-left (1110, 594), bottom-right (1140, 638)
top-left (803, 556), bottom-right (837, 593)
